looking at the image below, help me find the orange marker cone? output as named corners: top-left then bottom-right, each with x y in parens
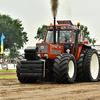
top-left (6, 67), bottom-right (8, 71)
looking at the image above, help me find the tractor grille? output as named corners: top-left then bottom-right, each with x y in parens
top-left (37, 44), bottom-right (48, 53)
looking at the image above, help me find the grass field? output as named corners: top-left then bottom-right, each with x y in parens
top-left (0, 69), bottom-right (17, 78)
top-left (0, 69), bottom-right (16, 72)
top-left (0, 75), bottom-right (17, 78)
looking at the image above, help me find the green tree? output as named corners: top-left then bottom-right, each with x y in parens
top-left (0, 14), bottom-right (28, 52)
top-left (4, 50), bottom-right (20, 59)
top-left (7, 50), bottom-right (20, 59)
top-left (80, 25), bottom-right (96, 45)
top-left (34, 25), bottom-right (47, 40)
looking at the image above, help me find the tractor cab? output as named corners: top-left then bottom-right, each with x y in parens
top-left (45, 28), bottom-right (73, 43)
top-left (38, 20), bottom-right (83, 59)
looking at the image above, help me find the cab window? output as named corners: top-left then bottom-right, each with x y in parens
top-left (45, 30), bottom-right (72, 43)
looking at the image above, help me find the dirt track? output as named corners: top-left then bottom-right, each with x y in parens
top-left (0, 78), bottom-right (100, 100)
top-left (0, 72), bottom-right (16, 75)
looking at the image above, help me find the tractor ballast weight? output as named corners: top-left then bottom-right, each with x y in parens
top-left (25, 46), bottom-right (38, 60)
top-left (16, 20), bottom-right (100, 84)
top-left (16, 46), bottom-right (45, 83)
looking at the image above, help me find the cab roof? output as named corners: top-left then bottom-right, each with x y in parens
top-left (57, 20), bottom-right (73, 26)
top-left (47, 20), bottom-right (79, 30)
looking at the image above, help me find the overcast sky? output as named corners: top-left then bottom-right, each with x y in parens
top-left (0, 0), bottom-right (100, 53)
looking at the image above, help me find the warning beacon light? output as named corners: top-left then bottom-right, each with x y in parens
top-left (50, 23), bottom-right (53, 26)
top-left (77, 22), bottom-right (80, 28)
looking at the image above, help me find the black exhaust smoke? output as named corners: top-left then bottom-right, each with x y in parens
top-left (51, 0), bottom-right (59, 44)
top-left (51, 0), bottom-right (59, 18)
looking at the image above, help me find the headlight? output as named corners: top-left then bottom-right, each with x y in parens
top-left (44, 54), bottom-right (48, 58)
top-left (38, 54), bottom-right (41, 57)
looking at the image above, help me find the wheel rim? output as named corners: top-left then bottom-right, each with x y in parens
top-left (90, 53), bottom-right (99, 80)
top-left (68, 60), bottom-right (74, 78)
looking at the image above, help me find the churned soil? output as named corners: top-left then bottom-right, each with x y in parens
top-left (0, 78), bottom-right (100, 100)
top-left (0, 72), bottom-right (16, 75)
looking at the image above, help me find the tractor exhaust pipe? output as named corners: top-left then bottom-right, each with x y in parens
top-left (53, 17), bottom-right (56, 44)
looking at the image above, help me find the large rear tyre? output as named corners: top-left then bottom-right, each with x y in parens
top-left (83, 49), bottom-right (100, 82)
top-left (16, 55), bottom-right (38, 83)
top-left (53, 53), bottom-right (77, 84)
top-left (76, 49), bottom-right (88, 81)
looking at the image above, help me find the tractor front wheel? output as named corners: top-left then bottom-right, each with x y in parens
top-left (53, 53), bottom-right (77, 83)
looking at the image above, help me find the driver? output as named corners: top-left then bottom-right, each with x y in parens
top-left (59, 33), bottom-right (65, 42)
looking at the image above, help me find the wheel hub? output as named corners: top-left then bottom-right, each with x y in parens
top-left (68, 60), bottom-right (74, 78)
top-left (90, 53), bottom-right (99, 80)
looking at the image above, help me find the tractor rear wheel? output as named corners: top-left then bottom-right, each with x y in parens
top-left (53, 53), bottom-right (77, 83)
top-left (76, 49), bottom-right (88, 81)
top-left (83, 49), bottom-right (100, 82)
top-left (16, 55), bottom-right (38, 83)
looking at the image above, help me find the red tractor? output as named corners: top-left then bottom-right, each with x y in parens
top-left (16, 20), bottom-right (100, 83)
